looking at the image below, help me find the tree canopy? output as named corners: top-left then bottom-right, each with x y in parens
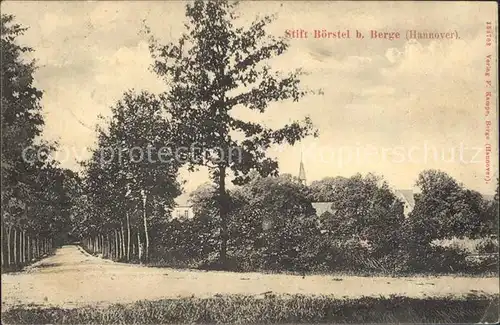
top-left (146, 0), bottom-right (319, 266)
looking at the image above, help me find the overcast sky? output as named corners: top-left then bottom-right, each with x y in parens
top-left (3, 1), bottom-right (498, 194)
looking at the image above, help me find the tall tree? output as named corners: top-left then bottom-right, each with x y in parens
top-left (230, 174), bottom-right (318, 271)
top-left (1, 14), bottom-right (44, 172)
top-left (321, 173), bottom-right (405, 254)
top-left (308, 176), bottom-right (348, 202)
top-left (408, 169), bottom-right (489, 244)
top-left (1, 14), bottom-right (64, 268)
top-left (81, 91), bottom-right (182, 262)
top-left (148, 0), bottom-right (318, 267)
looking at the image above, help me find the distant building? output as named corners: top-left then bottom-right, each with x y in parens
top-left (311, 202), bottom-right (335, 217)
top-left (310, 190), bottom-right (416, 219)
top-left (298, 157), bottom-right (416, 219)
top-left (171, 193), bottom-right (194, 220)
top-left (393, 189), bottom-right (416, 217)
top-left (172, 205), bottom-right (194, 219)
top-left (298, 153), bottom-right (307, 185)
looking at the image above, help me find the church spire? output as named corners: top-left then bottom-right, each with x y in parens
top-left (298, 151), bottom-right (306, 185)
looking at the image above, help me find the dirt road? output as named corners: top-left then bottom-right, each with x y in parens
top-left (2, 245), bottom-right (498, 310)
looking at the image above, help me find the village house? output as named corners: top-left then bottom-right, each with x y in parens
top-left (171, 193), bottom-right (194, 220)
top-left (296, 158), bottom-right (417, 219)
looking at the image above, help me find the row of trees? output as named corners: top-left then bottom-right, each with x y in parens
top-left (72, 92), bottom-right (182, 263)
top-left (157, 170), bottom-right (498, 274)
top-left (1, 14), bottom-right (76, 270)
top-left (71, 0), bottom-right (497, 274)
top-left (73, 0), bottom-right (318, 268)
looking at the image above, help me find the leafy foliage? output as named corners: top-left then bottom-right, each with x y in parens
top-left (308, 176), bottom-right (348, 202)
top-left (229, 175), bottom-right (319, 271)
top-left (77, 91), bottom-right (182, 262)
top-left (147, 0), bottom-right (318, 266)
top-left (409, 170), bottom-right (493, 243)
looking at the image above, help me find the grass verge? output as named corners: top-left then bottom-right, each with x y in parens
top-left (1, 251), bottom-right (56, 274)
top-left (2, 293), bottom-right (498, 324)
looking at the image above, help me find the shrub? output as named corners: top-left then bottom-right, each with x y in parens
top-left (476, 238), bottom-right (499, 254)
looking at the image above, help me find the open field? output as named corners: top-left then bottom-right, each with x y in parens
top-left (2, 245), bottom-right (498, 312)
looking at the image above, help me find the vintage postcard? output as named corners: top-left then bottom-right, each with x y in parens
top-left (1, 1), bottom-right (499, 324)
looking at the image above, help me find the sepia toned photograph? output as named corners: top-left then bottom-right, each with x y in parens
top-left (1, 1), bottom-right (499, 324)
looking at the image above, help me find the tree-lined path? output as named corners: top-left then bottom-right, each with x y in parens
top-left (2, 245), bottom-right (498, 311)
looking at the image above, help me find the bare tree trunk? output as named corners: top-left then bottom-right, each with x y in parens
top-left (6, 227), bottom-right (11, 266)
top-left (137, 231), bottom-right (142, 262)
top-left (111, 232), bottom-right (113, 259)
top-left (116, 229), bottom-right (121, 259)
top-left (102, 235), bottom-right (106, 258)
top-left (126, 212), bottom-right (131, 261)
top-left (111, 230), bottom-right (115, 260)
top-left (22, 231), bottom-right (25, 262)
top-left (24, 232), bottom-right (28, 263)
top-left (30, 235), bottom-right (33, 261)
top-left (19, 230), bottom-right (22, 262)
top-left (1, 229), bottom-right (3, 267)
top-left (13, 229), bottom-right (17, 266)
top-left (218, 165), bottom-right (228, 269)
top-left (109, 232), bottom-right (112, 259)
top-left (120, 223), bottom-right (126, 260)
top-left (132, 239), bottom-right (136, 260)
top-left (22, 231), bottom-right (26, 261)
top-left (101, 234), bottom-right (105, 255)
top-left (36, 237), bottom-right (39, 258)
top-left (143, 194), bottom-right (149, 263)
top-left (114, 229), bottom-right (119, 260)
top-left (22, 230), bottom-right (26, 264)
top-left (106, 233), bottom-right (111, 259)
top-left (19, 230), bottom-right (23, 264)
top-left (26, 234), bottom-right (30, 262)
